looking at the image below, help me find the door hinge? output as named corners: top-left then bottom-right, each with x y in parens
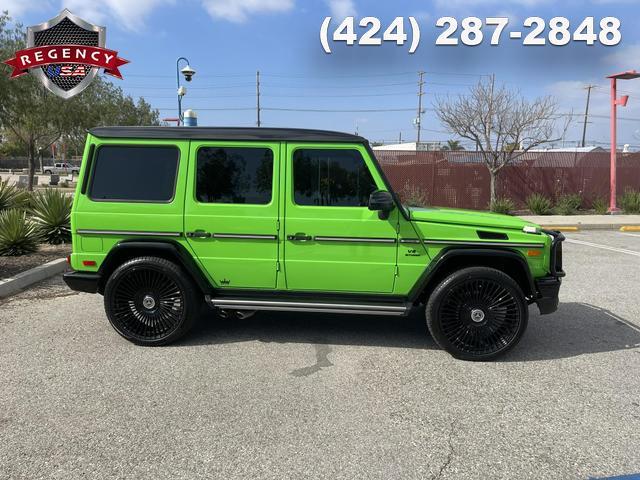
top-left (394, 265), bottom-right (399, 277)
top-left (276, 220), bottom-right (280, 231)
top-left (396, 223), bottom-right (400, 234)
top-left (276, 261), bottom-right (281, 272)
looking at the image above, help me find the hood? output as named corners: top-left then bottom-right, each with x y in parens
top-left (407, 206), bottom-right (535, 231)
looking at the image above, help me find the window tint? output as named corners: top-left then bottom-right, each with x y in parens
top-left (293, 149), bottom-right (377, 207)
top-left (196, 147), bottom-right (273, 204)
top-left (89, 146), bottom-right (179, 202)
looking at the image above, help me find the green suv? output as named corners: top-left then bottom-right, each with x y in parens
top-left (63, 126), bottom-right (564, 360)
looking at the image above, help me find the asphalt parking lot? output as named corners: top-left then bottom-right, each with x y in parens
top-left (1, 230), bottom-right (639, 480)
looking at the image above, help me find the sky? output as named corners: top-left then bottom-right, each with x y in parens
top-left (2, 0), bottom-right (640, 149)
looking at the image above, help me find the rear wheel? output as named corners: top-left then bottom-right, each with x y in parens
top-left (104, 256), bottom-right (198, 346)
top-left (426, 267), bottom-right (528, 361)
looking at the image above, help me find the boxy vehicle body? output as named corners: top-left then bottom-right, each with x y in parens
top-left (64, 127), bottom-right (564, 360)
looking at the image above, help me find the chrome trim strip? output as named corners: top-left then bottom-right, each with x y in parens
top-left (313, 236), bottom-right (396, 244)
top-left (208, 298), bottom-right (407, 312)
top-left (76, 229), bottom-right (182, 237)
top-left (422, 239), bottom-right (544, 248)
top-left (399, 238), bottom-right (421, 244)
top-left (212, 304), bottom-right (406, 316)
top-left (211, 233), bottom-right (277, 240)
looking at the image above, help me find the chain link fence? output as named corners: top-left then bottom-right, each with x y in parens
top-left (375, 150), bottom-right (640, 209)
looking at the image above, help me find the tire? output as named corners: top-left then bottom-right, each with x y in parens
top-left (425, 267), bottom-right (528, 361)
top-left (104, 256), bottom-right (199, 346)
top-left (44, 170), bottom-right (52, 174)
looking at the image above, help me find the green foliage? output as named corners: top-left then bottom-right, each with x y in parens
top-left (591, 197), bottom-right (608, 215)
top-left (489, 197), bottom-right (515, 215)
top-left (525, 193), bottom-right (553, 215)
top-left (555, 194), bottom-right (582, 215)
top-left (619, 190), bottom-right (640, 214)
top-left (29, 188), bottom-right (72, 244)
top-left (0, 209), bottom-right (39, 256)
top-left (0, 180), bottom-right (29, 211)
top-left (401, 181), bottom-right (429, 207)
top-left (442, 140), bottom-right (465, 151)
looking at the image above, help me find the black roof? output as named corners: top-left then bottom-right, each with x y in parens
top-left (89, 126), bottom-right (366, 143)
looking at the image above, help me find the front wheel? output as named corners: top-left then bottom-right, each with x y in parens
top-left (104, 256), bottom-right (198, 346)
top-left (426, 267), bottom-right (528, 361)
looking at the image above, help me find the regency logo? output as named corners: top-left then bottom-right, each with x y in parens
top-left (2, 9), bottom-right (129, 99)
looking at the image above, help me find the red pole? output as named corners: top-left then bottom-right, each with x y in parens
top-left (609, 77), bottom-right (618, 213)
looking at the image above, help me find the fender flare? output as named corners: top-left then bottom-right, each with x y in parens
top-left (407, 247), bottom-right (536, 303)
top-left (97, 239), bottom-right (212, 295)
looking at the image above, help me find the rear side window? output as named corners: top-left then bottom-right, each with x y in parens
top-left (196, 147), bottom-right (273, 204)
top-left (293, 149), bottom-right (377, 207)
top-left (89, 145), bottom-right (179, 202)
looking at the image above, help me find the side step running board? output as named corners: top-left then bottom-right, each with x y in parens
top-left (205, 296), bottom-right (409, 316)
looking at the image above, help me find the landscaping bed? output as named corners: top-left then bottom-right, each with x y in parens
top-left (0, 244), bottom-right (70, 279)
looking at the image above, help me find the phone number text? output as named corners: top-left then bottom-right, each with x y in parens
top-left (319, 16), bottom-right (622, 53)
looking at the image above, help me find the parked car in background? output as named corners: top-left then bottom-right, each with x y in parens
top-left (43, 162), bottom-right (80, 175)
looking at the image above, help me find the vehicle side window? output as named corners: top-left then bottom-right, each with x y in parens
top-left (89, 145), bottom-right (179, 202)
top-left (196, 147), bottom-right (273, 204)
top-left (293, 149), bottom-right (377, 207)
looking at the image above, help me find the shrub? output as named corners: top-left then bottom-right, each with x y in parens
top-left (29, 188), bottom-right (73, 244)
top-left (0, 209), bottom-right (40, 256)
top-left (401, 181), bottom-right (429, 207)
top-left (591, 197), bottom-right (608, 215)
top-left (489, 197), bottom-right (515, 215)
top-left (0, 180), bottom-right (29, 212)
top-left (555, 194), bottom-right (582, 215)
top-left (619, 190), bottom-right (640, 214)
top-left (526, 193), bottom-right (553, 215)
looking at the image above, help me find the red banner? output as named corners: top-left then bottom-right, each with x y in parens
top-left (3, 44), bottom-right (129, 79)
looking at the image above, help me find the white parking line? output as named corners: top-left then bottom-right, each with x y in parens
top-left (565, 238), bottom-right (640, 257)
top-left (621, 232), bottom-right (640, 238)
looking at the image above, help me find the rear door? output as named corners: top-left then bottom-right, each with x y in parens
top-left (283, 143), bottom-right (398, 293)
top-left (184, 141), bottom-right (280, 289)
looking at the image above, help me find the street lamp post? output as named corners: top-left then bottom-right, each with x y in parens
top-left (176, 57), bottom-right (196, 126)
top-left (607, 70), bottom-right (640, 213)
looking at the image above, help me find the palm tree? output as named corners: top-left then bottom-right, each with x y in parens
top-left (441, 140), bottom-right (465, 151)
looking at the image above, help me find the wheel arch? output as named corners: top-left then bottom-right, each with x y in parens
top-left (408, 248), bottom-right (536, 304)
top-left (97, 240), bottom-right (211, 295)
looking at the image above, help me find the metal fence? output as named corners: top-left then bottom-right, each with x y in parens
top-left (375, 150), bottom-right (640, 210)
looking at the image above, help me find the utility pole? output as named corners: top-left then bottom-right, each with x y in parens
top-left (416, 71), bottom-right (425, 146)
top-left (256, 70), bottom-right (261, 127)
top-left (399, 131), bottom-right (402, 144)
top-left (581, 84), bottom-right (594, 148)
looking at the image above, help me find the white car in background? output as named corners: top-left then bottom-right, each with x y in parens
top-left (43, 162), bottom-right (80, 175)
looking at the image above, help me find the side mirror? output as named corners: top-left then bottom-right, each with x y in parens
top-left (368, 190), bottom-right (394, 220)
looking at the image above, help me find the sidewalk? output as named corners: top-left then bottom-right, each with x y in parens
top-left (520, 214), bottom-right (640, 231)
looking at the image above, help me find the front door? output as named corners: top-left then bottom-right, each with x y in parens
top-left (184, 141), bottom-right (280, 289)
top-left (283, 144), bottom-right (398, 293)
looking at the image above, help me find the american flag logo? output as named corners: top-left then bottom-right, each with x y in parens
top-left (60, 65), bottom-right (87, 76)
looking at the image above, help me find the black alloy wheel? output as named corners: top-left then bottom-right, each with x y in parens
top-left (104, 257), bottom-right (198, 345)
top-left (426, 267), bottom-right (528, 361)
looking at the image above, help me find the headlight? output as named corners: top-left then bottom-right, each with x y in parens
top-left (523, 225), bottom-right (541, 234)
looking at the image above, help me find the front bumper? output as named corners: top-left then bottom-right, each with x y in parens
top-left (534, 230), bottom-right (566, 314)
top-left (535, 276), bottom-right (561, 314)
top-left (63, 271), bottom-right (101, 294)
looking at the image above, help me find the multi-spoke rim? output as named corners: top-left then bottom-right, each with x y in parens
top-left (110, 266), bottom-right (185, 341)
top-left (438, 278), bottom-right (522, 356)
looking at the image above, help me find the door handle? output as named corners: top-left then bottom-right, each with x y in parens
top-left (287, 234), bottom-right (313, 241)
top-left (186, 230), bottom-right (211, 238)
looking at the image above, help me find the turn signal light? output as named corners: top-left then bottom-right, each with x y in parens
top-left (527, 250), bottom-right (542, 257)
top-left (82, 260), bottom-right (97, 266)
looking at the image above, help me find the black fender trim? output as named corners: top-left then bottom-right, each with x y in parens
top-left (407, 247), bottom-right (536, 303)
top-left (97, 239), bottom-right (212, 295)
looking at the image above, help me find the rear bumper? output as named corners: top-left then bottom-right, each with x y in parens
top-left (535, 276), bottom-right (561, 314)
top-left (63, 271), bottom-right (101, 294)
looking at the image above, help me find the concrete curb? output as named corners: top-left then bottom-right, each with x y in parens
top-left (0, 258), bottom-right (67, 299)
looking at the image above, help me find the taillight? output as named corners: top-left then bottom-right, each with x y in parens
top-left (66, 255), bottom-right (71, 264)
top-left (82, 260), bottom-right (97, 267)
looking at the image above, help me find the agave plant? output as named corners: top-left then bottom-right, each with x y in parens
top-left (29, 188), bottom-right (73, 245)
top-left (0, 209), bottom-right (40, 256)
top-left (0, 180), bottom-right (30, 212)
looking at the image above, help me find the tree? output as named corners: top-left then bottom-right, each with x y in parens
top-left (435, 77), bottom-right (569, 205)
top-left (441, 139), bottom-right (465, 151)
